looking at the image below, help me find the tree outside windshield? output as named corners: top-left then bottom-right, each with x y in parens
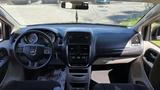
top-left (0, 0), bottom-right (153, 26)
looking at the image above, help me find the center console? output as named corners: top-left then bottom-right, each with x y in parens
top-left (65, 31), bottom-right (92, 90)
top-left (66, 32), bottom-right (91, 67)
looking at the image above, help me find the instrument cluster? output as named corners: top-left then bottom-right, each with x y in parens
top-left (23, 30), bottom-right (57, 44)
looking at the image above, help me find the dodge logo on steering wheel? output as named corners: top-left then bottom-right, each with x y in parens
top-left (29, 46), bottom-right (37, 56)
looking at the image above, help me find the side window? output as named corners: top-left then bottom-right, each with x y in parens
top-left (150, 22), bottom-right (160, 46)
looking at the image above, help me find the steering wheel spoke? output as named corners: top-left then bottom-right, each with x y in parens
top-left (15, 44), bottom-right (26, 53)
top-left (28, 61), bottom-right (38, 68)
top-left (44, 47), bottom-right (52, 55)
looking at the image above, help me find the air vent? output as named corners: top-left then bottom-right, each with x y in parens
top-left (131, 34), bottom-right (141, 46)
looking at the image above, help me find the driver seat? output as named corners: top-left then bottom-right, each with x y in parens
top-left (1, 80), bottom-right (62, 90)
top-left (93, 84), bottom-right (149, 90)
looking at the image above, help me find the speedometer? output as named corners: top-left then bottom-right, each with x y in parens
top-left (46, 32), bottom-right (56, 43)
top-left (27, 33), bottom-right (38, 44)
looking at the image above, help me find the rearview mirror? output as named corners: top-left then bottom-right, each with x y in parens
top-left (61, 1), bottom-right (89, 10)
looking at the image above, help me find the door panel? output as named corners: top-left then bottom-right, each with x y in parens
top-left (144, 49), bottom-right (159, 63)
top-left (129, 42), bottom-right (160, 90)
top-left (0, 22), bottom-right (11, 84)
top-left (141, 19), bottom-right (160, 90)
top-left (0, 43), bottom-right (9, 83)
top-left (0, 5), bottom-right (19, 88)
top-left (143, 23), bottom-right (160, 74)
top-left (0, 59), bottom-right (8, 83)
top-left (143, 48), bottom-right (160, 77)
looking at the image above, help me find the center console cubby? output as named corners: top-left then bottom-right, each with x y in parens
top-left (66, 67), bottom-right (91, 90)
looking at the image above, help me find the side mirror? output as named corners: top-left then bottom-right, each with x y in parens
top-left (156, 27), bottom-right (160, 40)
top-left (156, 36), bottom-right (160, 40)
top-left (152, 26), bottom-right (160, 40)
top-left (61, 1), bottom-right (89, 10)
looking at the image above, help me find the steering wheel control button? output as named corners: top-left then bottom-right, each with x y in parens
top-left (82, 56), bottom-right (86, 60)
top-left (44, 47), bottom-right (51, 54)
top-left (71, 56), bottom-right (75, 59)
top-left (77, 56), bottom-right (80, 59)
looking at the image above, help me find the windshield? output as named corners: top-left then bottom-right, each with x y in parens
top-left (0, 0), bottom-right (153, 26)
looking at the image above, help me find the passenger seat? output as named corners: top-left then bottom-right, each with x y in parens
top-left (93, 84), bottom-right (148, 90)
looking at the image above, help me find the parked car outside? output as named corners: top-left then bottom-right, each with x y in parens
top-left (96, 0), bottom-right (111, 4)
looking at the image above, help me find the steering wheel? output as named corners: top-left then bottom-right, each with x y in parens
top-left (13, 30), bottom-right (54, 69)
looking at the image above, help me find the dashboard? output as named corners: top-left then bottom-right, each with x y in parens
top-left (10, 24), bottom-right (143, 68)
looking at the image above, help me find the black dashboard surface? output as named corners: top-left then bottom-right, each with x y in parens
top-left (12, 24), bottom-right (143, 66)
